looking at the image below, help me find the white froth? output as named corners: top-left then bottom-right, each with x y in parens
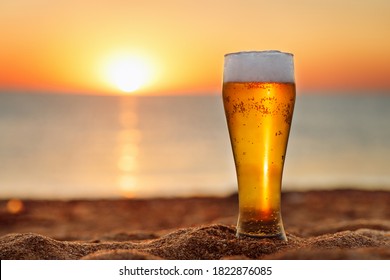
top-left (223, 50), bottom-right (294, 83)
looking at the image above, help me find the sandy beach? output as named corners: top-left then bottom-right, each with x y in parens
top-left (1, 189), bottom-right (389, 260)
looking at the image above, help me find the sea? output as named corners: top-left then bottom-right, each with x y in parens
top-left (1, 92), bottom-right (389, 199)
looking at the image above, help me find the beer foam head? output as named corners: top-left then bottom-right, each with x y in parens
top-left (223, 50), bottom-right (294, 83)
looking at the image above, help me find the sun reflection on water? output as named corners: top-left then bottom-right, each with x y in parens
top-left (117, 97), bottom-right (141, 198)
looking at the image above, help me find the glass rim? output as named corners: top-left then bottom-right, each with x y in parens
top-left (224, 50), bottom-right (293, 58)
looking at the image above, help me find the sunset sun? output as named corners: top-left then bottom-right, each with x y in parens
top-left (105, 55), bottom-right (152, 93)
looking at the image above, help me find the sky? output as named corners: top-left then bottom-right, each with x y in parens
top-left (1, 0), bottom-right (390, 95)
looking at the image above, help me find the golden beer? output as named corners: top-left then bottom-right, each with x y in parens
top-left (223, 51), bottom-right (295, 240)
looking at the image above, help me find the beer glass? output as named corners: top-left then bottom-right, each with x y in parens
top-left (222, 51), bottom-right (295, 240)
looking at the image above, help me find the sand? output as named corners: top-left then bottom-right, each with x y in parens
top-left (1, 189), bottom-right (389, 260)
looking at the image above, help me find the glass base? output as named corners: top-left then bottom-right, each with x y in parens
top-left (236, 216), bottom-right (287, 241)
top-left (236, 230), bottom-right (287, 241)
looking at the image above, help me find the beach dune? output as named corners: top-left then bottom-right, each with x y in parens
top-left (1, 189), bottom-right (389, 260)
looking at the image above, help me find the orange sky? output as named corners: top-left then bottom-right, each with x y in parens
top-left (1, 0), bottom-right (390, 95)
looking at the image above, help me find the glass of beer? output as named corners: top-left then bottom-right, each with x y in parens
top-left (222, 51), bottom-right (295, 241)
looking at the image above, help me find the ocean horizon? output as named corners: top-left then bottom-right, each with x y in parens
top-left (1, 91), bottom-right (389, 199)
